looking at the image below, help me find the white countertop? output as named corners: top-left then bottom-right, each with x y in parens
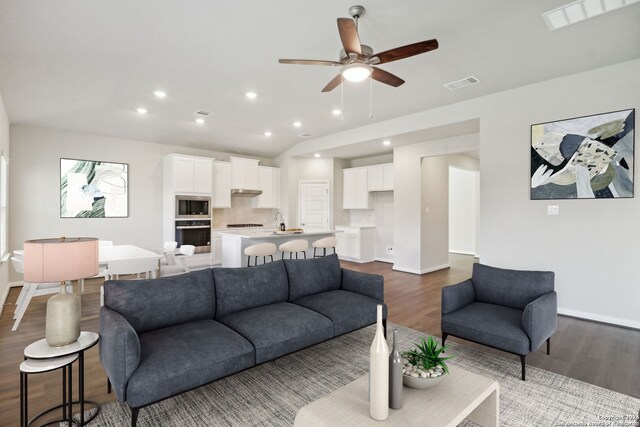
top-left (219, 230), bottom-right (339, 239)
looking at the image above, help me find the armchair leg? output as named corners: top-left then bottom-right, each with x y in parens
top-left (442, 332), bottom-right (449, 346)
top-left (520, 355), bottom-right (526, 381)
top-left (107, 378), bottom-right (111, 394)
top-left (547, 337), bottom-right (551, 355)
top-left (131, 407), bottom-right (139, 427)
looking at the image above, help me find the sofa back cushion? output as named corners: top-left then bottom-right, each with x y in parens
top-left (285, 254), bottom-right (341, 301)
top-left (104, 268), bottom-right (215, 334)
top-left (213, 260), bottom-right (289, 318)
top-left (472, 263), bottom-right (555, 310)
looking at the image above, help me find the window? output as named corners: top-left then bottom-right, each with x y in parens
top-left (0, 154), bottom-right (7, 259)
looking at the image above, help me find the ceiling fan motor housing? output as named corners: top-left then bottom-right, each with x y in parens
top-left (339, 45), bottom-right (374, 63)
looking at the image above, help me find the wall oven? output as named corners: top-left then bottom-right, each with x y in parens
top-left (175, 220), bottom-right (211, 253)
top-left (175, 195), bottom-right (210, 219)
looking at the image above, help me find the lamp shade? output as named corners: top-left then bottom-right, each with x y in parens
top-left (24, 237), bottom-right (99, 283)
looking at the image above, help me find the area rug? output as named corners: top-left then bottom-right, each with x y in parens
top-left (85, 323), bottom-right (640, 426)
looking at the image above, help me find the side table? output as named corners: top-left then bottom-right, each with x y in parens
top-left (20, 354), bottom-right (78, 426)
top-left (24, 331), bottom-right (101, 426)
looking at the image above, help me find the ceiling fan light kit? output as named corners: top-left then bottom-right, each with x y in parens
top-left (342, 63), bottom-right (372, 82)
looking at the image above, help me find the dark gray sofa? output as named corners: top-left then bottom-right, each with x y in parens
top-left (441, 263), bottom-right (557, 380)
top-left (99, 254), bottom-right (385, 426)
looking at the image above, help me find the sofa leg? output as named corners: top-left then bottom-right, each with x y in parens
top-left (547, 337), bottom-right (551, 355)
top-left (442, 332), bottom-right (448, 346)
top-left (107, 378), bottom-right (111, 394)
top-left (383, 318), bottom-right (387, 339)
top-left (520, 355), bottom-right (526, 381)
top-left (131, 407), bottom-right (139, 427)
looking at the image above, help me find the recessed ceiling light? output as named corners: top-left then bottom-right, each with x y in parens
top-left (383, 140), bottom-right (391, 146)
top-left (153, 90), bottom-right (167, 98)
top-left (314, 153), bottom-right (321, 158)
top-left (136, 107), bottom-right (148, 114)
top-left (332, 109), bottom-right (342, 116)
top-left (195, 117), bottom-right (205, 124)
top-left (293, 121), bottom-right (302, 128)
top-left (245, 92), bottom-right (257, 99)
top-left (264, 131), bottom-right (272, 137)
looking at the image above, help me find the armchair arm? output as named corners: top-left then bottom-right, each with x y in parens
top-left (341, 269), bottom-right (384, 302)
top-left (99, 306), bottom-right (141, 402)
top-left (441, 279), bottom-right (475, 316)
top-left (522, 291), bottom-right (557, 352)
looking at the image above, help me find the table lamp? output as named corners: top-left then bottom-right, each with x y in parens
top-left (24, 237), bottom-right (98, 347)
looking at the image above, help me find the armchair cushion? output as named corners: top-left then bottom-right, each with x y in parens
top-left (293, 290), bottom-right (386, 336)
top-left (99, 307), bottom-right (141, 402)
top-left (441, 302), bottom-right (530, 355)
top-left (341, 269), bottom-right (384, 302)
top-left (441, 279), bottom-right (475, 316)
top-left (472, 263), bottom-right (555, 309)
top-left (126, 319), bottom-right (254, 408)
top-left (523, 291), bottom-right (558, 351)
top-left (284, 254), bottom-right (342, 301)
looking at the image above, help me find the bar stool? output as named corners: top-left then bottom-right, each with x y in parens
top-left (311, 236), bottom-right (337, 258)
top-left (279, 239), bottom-right (309, 260)
top-left (244, 243), bottom-right (277, 267)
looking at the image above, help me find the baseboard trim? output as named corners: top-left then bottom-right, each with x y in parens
top-left (449, 250), bottom-right (476, 256)
top-left (0, 283), bottom-right (10, 317)
top-left (374, 257), bottom-right (393, 264)
top-left (558, 307), bottom-right (640, 330)
top-left (9, 281), bottom-right (22, 288)
top-left (392, 264), bottom-right (450, 275)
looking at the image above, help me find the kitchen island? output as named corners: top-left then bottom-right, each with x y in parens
top-left (220, 229), bottom-right (338, 268)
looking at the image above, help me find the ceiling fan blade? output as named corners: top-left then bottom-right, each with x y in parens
top-left (279, 59), bottom-right (341, 66)
top-left (321, 74), bottom-right (344, 93)
top-left (372, 39), bottom-right (439, 64)
top-left (337, 18), bottom-right (361, 56)
top-left (371, 67), bottom-right (405, 87)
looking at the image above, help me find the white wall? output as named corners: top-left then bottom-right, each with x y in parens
top-left (0, 93), bottom-right (10, 312)
top-left (8, 125), bottom-right (271, 280)
top-left (449, 166), bottom-right (478, 255)
top-left (421, 156), bottom-right (451, 272)
top-left (373, 192), bottom-right (394, 262)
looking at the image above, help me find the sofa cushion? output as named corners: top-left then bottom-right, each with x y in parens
top-left (441, 302), bottom-right (530, 355)
top-left (293, 290), bottom-right (386, 336)
top-left (104, 269), bottom-right (215, 334)
top-left (218, 302), bottom-right (334, 364)
top-left (126, 319), bottom-right (254, 408)
top-left (472, 263), bottom-right (555, 310)
top-left (213, 261), bottom-right (289, 318)
top-left (284, 253), bottom-right (342, 301)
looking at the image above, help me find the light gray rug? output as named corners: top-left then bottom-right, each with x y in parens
top-left (86, 323), bottom-right (640, 426)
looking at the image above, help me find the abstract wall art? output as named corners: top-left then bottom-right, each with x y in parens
top-left (531, 109), bottom-right (634, 200)
top-left (60, 158), bottom-right (128, 218)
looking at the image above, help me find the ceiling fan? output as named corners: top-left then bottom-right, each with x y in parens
top-left (279, 5), bottom-right (439, 92)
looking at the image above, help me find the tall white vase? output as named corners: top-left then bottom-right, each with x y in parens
top-left (370, 304), bottom-right (389, 420)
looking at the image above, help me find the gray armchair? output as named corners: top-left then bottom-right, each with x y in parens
top-left (441, 263), bottom-right (557, 380)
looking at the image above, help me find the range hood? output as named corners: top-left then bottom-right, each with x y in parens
top-left (231, 188), bottom-right (262, 197)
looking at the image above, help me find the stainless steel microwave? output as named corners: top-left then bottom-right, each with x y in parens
top-left (175, 195), bottom-right (210, 219)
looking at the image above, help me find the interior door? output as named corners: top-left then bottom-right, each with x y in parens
top-left (299, 182), bottom-right (330, 231)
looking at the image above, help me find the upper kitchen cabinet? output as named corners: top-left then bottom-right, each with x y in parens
top-left (230, 156), bottom-right (259, 190)
top-left (252, 166), bottom-right (280, 209)
top-left (343, 167), bottom-right (372, 209)
top-left (367, 163), bottom-right (394, 191)
top-left (212, 161), bottom-right (232, 208)
top-left (165, 154), bottom-right (213, 194)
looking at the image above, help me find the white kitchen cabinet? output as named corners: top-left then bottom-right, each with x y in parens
top-left (230, 156), bottom-right (259, 190)
top-left (212, 161), bottom-right (232, 208)
top-left (166, 154), bottom-right (213, 194)
top-left (252, 166), bottom-right (280, 209)
top-left (335, 226), bottom-right (375, 263)
top-left (343, 167), bottom-right (372, 209)
top-left (367, 163), bottom-right (393, 191)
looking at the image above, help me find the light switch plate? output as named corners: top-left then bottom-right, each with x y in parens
top-left (386, 246), bottom-right (394, 255)
top-left (547, 205), bottom-right (560, 215)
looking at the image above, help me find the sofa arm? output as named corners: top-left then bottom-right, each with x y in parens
top-left (522, 291), bottom-right (557, 352)
top-left (441, 279), bottom-right (475, 317)
top-left (341, 269), bottom-right (384, 302)
top-left (99, 306), bottom-right (141, 402)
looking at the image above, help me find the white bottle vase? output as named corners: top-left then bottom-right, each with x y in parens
top-left (370, 304), bottom-right (389, 420)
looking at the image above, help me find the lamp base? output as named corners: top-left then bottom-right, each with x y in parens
top-left (45, 282), bottom-right (81, 347)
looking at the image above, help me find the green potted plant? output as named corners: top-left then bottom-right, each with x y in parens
top-left (401, 336), bottom-right (453, 389)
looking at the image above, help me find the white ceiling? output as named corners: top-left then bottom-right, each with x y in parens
top-left (0, 1), bottom-right (638, 158)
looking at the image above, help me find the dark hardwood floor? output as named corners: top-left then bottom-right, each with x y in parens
top-left (0, 255), bottom-right (638, 426)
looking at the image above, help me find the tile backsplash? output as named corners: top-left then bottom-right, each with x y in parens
top-left (212, 196), bottom-right (278, 228)
top-left (350, 209), bottom-right (375, 226)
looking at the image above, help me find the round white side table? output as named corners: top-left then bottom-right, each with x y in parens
top-left (23, 331), bottom-right (100, 426)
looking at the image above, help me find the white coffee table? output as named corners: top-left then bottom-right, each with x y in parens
top-left (294, 365), bottom-right (499, 427)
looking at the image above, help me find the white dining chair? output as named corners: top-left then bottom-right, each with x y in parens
top-left (11, 257), bottom-right (72, 331)
top-left (154, 241), bottom-right (179, 265)
top-left (13, 249), bottom-right (24, 259)
top-left (159, 245), bottom-right (196, 277)
top-left (105, 258), bottom-right (158, 280)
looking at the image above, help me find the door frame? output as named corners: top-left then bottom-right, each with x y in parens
top-left (298, 180), bottom-right (331, 230)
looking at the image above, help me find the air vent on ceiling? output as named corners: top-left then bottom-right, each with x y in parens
top-left (194, 110), bottom-right (211, 116)
top-left (299, 133), bottom-right (313, 138)
top-left (443, 76), bottom-right (480, 91)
